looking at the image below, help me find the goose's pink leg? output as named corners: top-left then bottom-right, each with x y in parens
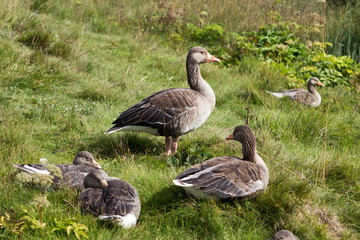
top-left (165, 136), bottom-right (172, 156)
top-left (171, 138), bottom-right (178, 154)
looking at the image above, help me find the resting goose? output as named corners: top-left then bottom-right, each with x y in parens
top-left (268, 230), bottom-right (299, 240)
top-left (105, 46), bottom-right (220, 156)
top-left (267, 77), bottom-right (324, 107)
top-left (13, 151), bottom-right (104, 189)
top-left (173, 125), bottom-right (269, 199)
top-left (79, 169), bottom-right (141, 228)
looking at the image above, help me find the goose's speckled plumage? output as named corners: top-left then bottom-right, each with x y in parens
top-left (267, 77), bottom-right (324, 107)
top-left (105, 46), bottom-right (220, 155)
top-left (268, 230), bottom-right (299, 240)
top-left (173, 125), bottom-right (269, 199)
top-left (79, 170), bottom-right (141, 228)
top-left (12, 151), bottom-right (104, 189)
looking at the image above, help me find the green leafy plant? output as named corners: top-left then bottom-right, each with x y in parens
top-left (156, 10), bottom-right (360, 87)
top-left (15, 172), bottom-right (54, 189)
top-left (51, 218), bottom-right (89, 240)
top-left (1, 196), bottom-right (88, 239)
top-left (19, 195), bottom-right (50, 231)
top-left (0, 211), bottom-right (26, 235)
top-left (167, 145), bottom-right (214, 167)
top-left (245, 23), bottom-right (308, 64)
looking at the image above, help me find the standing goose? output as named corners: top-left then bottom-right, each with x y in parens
top-left (79, 169), bottom-right (141, 228)
top-left (13, 151), bottom-right (104, 189)
top-left (173, 125), bottom-right (269, 199)
top-left (105, 46), bottom-right (220, 156)
top-left (267, 77), bottom-right (324, 107)
top-left (268, 230), bottom-right (299, 240)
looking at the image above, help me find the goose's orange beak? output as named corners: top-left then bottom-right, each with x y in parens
top-left (206, 55), bottom-right (220, 63)
top-left (100, 179), bottom-right (108, 187)
top-left (317, 81), bottom-right (324, 87)
top-left (225, 134), bottom-right (234, 140)
top-left (93, 161), bottom-right (102, 169)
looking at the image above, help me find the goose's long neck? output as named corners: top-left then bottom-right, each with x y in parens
top-left (308, 84), bottom-right (321, 105)
top-left (241, 137), bottom-right (256, 162)
top-left (241, 136), bottom-right (269, 186)
top-left (308, 83), bottom-right (318, 94)
top-left (186, 61), bottom-right (216, 109)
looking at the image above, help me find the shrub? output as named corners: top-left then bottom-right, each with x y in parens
top-left (185, 23), bottom-right (225, 45)
top-left (181, 22), bottom-right (360, 87)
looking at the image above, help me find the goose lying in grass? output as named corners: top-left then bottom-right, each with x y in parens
top-left (79, 169), bottom-right (141, 228)
top-left (105, 46), bottom-right (220, 156)
top-left (13, 151), bottom-right (104, 189)
top-left (173, 125), bottom-right (269, 199)
top-left (268, 230), bottom-right (299, 240)
top-left (267, 77), bottom-right (324, 107)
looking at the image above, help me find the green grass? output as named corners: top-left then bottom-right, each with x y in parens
top-left (0, 1), bottom-right (359, 239)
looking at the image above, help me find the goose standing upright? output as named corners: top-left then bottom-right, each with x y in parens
top-left (79, 169), bottom-right (141, 228)
top-left (267, 77), bottom-right (324, 107)
top-left (173, 125), bottom-right (269, 199)
top-left (13, 151), bottom-right (105, 189)
top-left (105, 47), bottom-right (220, 156)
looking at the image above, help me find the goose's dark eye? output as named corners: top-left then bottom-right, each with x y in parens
top-left (200, 51), bottom-right (204, 54)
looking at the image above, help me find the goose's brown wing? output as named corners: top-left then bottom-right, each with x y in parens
top-left (175, 156), bottom-right (235, 179)
top-left (107, 88), bottom-right (200, 135)
top-left (79, 188), bottom-right (104, 216)
top-left (102, 180), bottom-right (138, 216)
top-left (291, 90), bottom-right (314, 105)
top-left (175, 157), bottom-right (265, 199)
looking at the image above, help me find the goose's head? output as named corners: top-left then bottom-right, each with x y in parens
top-left (83, 169), bottom-right (109, 188)
top-left (268, 230), bottom-right (299, 240)
top-left (73, 151), bottom-right (102, 169)
top-left (225, 125), bottom-right (256, 144)
top-left (308, 77), bottom-right (324, 87)
top-left (187, 46), bottom-right (220, 64)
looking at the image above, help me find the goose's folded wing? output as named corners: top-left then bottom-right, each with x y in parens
top-left (176, 160), bottom-right (265, 198)
top-left (79, 188), bottom-right (104, 216)
top-left (282, 89), bottom-right (307, 98)
top-left (110, 88), bottom-right (200, 129)
top-left (175, 156), bottom-right (236, 179)
top-left (12, 164), bottom-right (50, 175)
top-left (103, 181), bottom-right (138, 216)
top-left (291, 91), bottom-right (314, 104)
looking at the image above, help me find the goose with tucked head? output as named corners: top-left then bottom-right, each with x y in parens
top-left (105, 46), bottom-right (220, 156)
top-left (13, 151), bottom-right (104, 189)
top-left (79, 169), bottom-right (141, 228)
top-left (173, 125), bottom-right (269, 199)
top-left (267, 77), bottom-right (324, 107)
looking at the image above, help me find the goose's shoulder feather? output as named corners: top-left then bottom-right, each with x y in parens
top-left (174, 157), bottom-right (265, 199)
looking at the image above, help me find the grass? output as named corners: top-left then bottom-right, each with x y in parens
top-left (0, 1), bottom-right (359, 239)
